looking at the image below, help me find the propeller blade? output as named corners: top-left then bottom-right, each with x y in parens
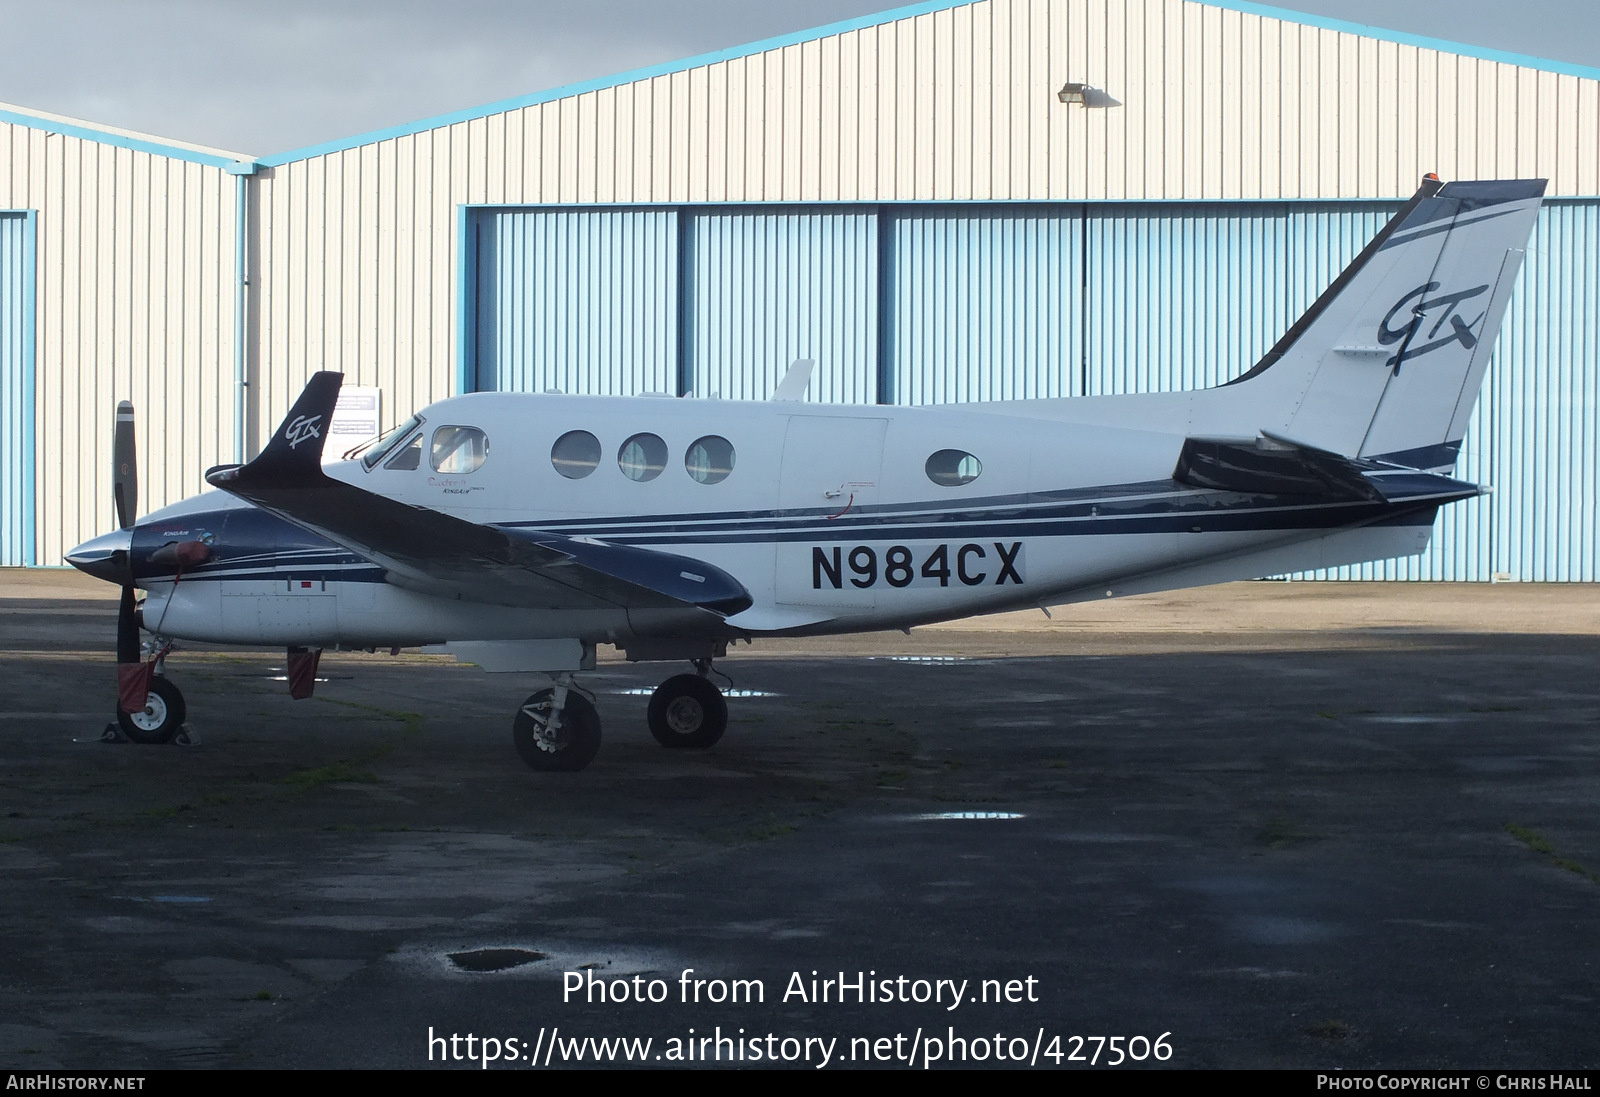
top-left (116, 584), bottom-right (140, 665)
top-left (114, 582), bottom-right (153, 715)
top-left (115, 578), bottom-right (153, 716)
top-left (113, 401), bottom-right (138, 530)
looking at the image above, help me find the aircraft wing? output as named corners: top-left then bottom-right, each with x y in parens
top-left (204, 373), bottom-right (752, 616)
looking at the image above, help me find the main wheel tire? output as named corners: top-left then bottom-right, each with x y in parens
top-left (117, 676), bottom-right (186, 745)
top-left (512, 689), bottom-right (602, 772)
top-left (647, 674), bottom-right (728, 749)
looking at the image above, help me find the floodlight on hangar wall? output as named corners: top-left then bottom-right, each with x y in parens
top-left (1056, 82), bottom-right (1121, 108)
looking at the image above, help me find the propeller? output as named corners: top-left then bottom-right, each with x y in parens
top-left (111, 401), bottom-right (148, 712)
top-left (104, 400), bottom-right (214, 716)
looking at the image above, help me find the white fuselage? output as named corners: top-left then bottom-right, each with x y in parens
top-left (135, 390), bottom-right (1433, 651)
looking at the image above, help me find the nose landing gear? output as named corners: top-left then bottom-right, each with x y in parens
top-left (117, 675), bottom-right (187, 744)
top-left (512, 675), bottom-right (603, 772)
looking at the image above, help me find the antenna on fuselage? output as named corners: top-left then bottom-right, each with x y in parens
top-left (771, 359), bottom-right (815, 402)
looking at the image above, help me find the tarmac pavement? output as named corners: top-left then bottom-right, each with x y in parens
top-left (1, 570), bottom-right (1597, 1069)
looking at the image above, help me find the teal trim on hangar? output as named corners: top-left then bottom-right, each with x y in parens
top-left (466, 199), bottom-right (1600, 583)
top-left (0, 210), bottom-right (35, 566)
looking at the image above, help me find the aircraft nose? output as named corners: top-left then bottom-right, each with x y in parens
top-left (65, 529), bottom-right (134, 585)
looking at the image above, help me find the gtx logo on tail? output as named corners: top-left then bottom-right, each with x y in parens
top-left (284, 414), bottom-right (323, 449)
top-left (1379, 282), bottom-right (1490, 373)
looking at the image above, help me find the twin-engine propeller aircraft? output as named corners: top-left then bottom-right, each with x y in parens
top-left (67, 176), bottom-right (1544, 771)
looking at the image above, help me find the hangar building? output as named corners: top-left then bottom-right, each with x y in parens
top-left (0, 0), bottom-right (1596, 581)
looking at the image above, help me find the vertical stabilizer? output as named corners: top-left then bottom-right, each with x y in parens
top-left (1226, 178), bottom-right (1544, 469)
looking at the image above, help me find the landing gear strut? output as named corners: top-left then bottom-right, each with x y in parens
top-left (647, 661), bottom-right (728, 749)
top-left (512, 675), bottom-right (602, 772)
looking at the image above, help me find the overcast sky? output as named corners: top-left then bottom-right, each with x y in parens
top-left (0, 0), bottom-right (1594, 157)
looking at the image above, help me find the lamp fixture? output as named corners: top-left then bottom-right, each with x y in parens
top-left (1056, 82), bottom-right (1121, 108)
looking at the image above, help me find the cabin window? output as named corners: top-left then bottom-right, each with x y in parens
top-left (360, 415), bottom-right (423, 470)
top-left (925, 449), bottom-right (982, 487)
top-left (685, 435), bottom-right (735, 485)
top-left (430, 425), bottom-right (489, 474)
top-left (383, 435), bottom-right (423, 470)
top-left (551, 430), bottom-right (602, 479)
top-left (618, 433), bottom-right (668, 482)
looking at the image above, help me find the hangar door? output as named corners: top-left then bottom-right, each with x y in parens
top-left (470, 206), bottom-right (879, 402)
top-left (0, 212), bottom-right (32, 566)
top-left (889, 209), bottom-right (1084, 404)
top-left (689, 208), bottom-right (877, 404)
top-left (472, 208), bottom-right (680, 395)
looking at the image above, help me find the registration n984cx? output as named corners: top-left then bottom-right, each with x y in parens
top-left (808, 541), bottom-right (1024, 590)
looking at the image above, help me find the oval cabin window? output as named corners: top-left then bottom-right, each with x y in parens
top-left (618, 433), bottom-right (668, 482)
top-left (550, 430), bottom-right (602, 479)
top-left (685, 436), bottom-right (735, 485)
top-left (925, 449), bottom-right (982, 487)
top-left (430, 425), bottom-right (489, 474)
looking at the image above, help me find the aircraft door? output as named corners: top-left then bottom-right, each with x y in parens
top-left (775, 415), bottom-right (887, 608)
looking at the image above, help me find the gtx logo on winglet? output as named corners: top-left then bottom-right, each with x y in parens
top-left (1378, 282), bottom-right (1490, 373)
top-left (284, 414), bottom-right (323, 449)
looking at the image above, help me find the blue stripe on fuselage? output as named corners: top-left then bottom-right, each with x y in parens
top-left (128, 480), bottom-right (1464, 585)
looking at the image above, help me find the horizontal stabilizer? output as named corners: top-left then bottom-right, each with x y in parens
top-left (1174, 433), bottom-right (1480, 505)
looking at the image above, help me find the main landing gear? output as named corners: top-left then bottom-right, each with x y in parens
top-left (509, 660), bottom-right (730, 772)
top-left (647, 660), bottom-right (728, 749)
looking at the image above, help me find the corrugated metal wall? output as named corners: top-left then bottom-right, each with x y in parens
top-left (1488, 201), bottom-right (1600, 583)
top-left (690, 208), bottom-right (878, 403)
top-left (891, 208), bottom-right (1083, 403)
top-left (0, 211), bottom-right (32, 565)
top-left (1085, 204), bottom-right (1398, 394)
top-left (473, 208), bottom-right (678, 394)
top-left (1084, 200), bottom-right (1598, 582)
top-left (247, 0), bottom-right (1600, 443)
top-left (0, 120), bottom-right (242, 565)
top-left (5, 0), bottom-right (1597, 577)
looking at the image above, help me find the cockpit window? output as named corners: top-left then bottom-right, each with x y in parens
top-left (360, 414), bottom-right (423, 470)
top-left (430, 425), bottom-right (489, 474)
top-left (551, 430), bottom-right (602, 479)
top-left (618, 433), bottom-right (667, 482)
top-left (685, 436), bottom-right (735, 484)
top-left (925, 449), bottom-right (982, 487)
top-left (383, 435), bottom-right (423, 470)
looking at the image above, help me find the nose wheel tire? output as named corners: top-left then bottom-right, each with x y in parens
top-left (117, 676), bottom-right (186, 745)
top-left (513, 689), bottom-right (602, 772)
top-left (647, 674), bottom-right (728, 749)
